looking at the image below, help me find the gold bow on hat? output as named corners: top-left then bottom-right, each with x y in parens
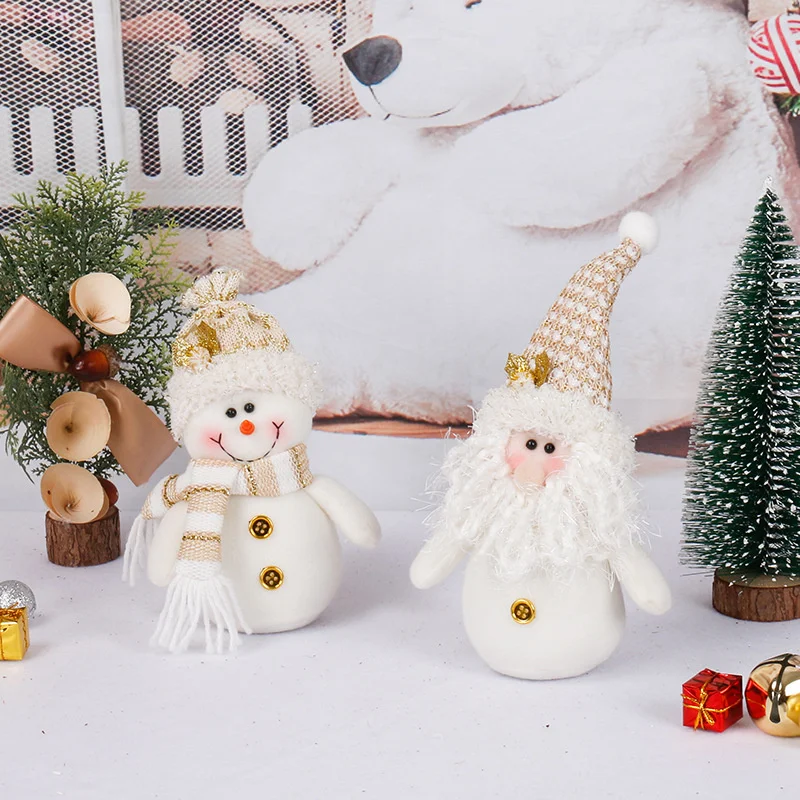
top-left (0, 294), bottom-right (175, 486)
top-left (505, 351), bottom-right (552, 387)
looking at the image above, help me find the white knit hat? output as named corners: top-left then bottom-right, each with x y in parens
top-left (166, 269), bottom-right (322, 441)
top-left (505, 212), bottom-right (657, 408)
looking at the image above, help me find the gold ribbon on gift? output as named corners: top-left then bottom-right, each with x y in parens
top-left (0, 295), bottom-right (175, 486)
top-left (682, 679), bottom-right (740, 731)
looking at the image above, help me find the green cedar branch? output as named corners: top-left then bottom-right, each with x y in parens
top-left (0, 164), bottom-right (189, 480)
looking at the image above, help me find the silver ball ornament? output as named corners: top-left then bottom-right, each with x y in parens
top-left (0, 580), bottom-right (36, 618)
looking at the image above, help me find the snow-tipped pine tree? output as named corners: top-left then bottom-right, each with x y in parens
top-left (682, 186), bottom-right (800, 580)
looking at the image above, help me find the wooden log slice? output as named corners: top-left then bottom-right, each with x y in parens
top-left (45, 506), bottom-right (121, 567)
top-left (713, 569), bottom-right (800, 622)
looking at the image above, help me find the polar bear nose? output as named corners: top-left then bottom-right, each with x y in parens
top-left (343, 36), bottom-right (402, 87)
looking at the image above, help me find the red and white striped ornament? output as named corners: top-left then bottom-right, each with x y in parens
top-left (749, 13), bottom-right (800, 95)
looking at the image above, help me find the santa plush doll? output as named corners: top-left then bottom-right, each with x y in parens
top-left (410, 213), bottom-right (672, 680)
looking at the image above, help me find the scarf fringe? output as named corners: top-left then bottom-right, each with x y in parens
top-left (151, 573), bottom-right (252, 654)
top-left (122, 515), bottom-right (157, 587)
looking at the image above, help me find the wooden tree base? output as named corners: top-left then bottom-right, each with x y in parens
top-left (45, 507), bottom-right (121, 567)
top-left (712, 569), bottom-right (800, 622)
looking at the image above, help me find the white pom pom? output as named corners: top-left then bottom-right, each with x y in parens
top-left (618, 212), bottom-right (658, 254)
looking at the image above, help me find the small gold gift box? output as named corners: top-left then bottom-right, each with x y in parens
top-left (0, 607), bottom-right (29, 661)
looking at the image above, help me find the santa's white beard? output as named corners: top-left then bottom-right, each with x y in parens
top-left (423, 386), bottom-right (644, 583)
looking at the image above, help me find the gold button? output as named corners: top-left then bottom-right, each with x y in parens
top-left (249, 515), bottom-right (274, 540)
top-left (510, 598), bottom-right (535, 624)
top-left (259, 566), bottom-right (284, 591)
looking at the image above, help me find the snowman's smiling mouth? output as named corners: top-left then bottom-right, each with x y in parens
top-left (210, 422), bottom-right (283, 463)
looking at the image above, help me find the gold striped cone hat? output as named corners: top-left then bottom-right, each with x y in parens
top-left (505, 213), bottom-right (658, 408)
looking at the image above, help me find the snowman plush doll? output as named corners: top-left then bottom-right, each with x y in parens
top-left (124, 269), bottom-right (380, 653)
top-left (410, 214), bottom-right (671, 680)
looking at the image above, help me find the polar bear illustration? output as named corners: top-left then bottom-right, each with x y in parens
top-left (242, 0), bottom-right (800, 439)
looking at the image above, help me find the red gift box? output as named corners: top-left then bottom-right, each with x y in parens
top-left (682, 669), bottom-right (743, 732)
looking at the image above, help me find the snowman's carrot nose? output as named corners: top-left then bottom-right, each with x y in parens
top-left (239, 419), bottom-right (255, 435)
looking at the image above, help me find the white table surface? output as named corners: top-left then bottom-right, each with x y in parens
top-left (1, 433), bottom-right (798, 799)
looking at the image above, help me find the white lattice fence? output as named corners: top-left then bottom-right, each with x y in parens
top-left (0, 102), bottom-right (309, 205)
top-left (0, 0), bottom-right (371, 290)
top-left (0, 107), bottom-right (100, 198)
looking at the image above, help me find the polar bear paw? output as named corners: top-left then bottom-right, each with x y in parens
top-left (243, 118), bottom-right (416, 272)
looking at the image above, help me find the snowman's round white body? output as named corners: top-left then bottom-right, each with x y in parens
top-left (153, 492), bottom-right (343, 634)
top-left (148, 390), bottom-right (379, 635)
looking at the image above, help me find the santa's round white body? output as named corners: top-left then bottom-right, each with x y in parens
top-left (462, 555), bottom-right (625, 680)
top-left (150, 490), bottom-right (343, 633)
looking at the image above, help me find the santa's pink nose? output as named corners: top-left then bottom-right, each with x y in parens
top-left (514, 461), bottom-right (547, 488)
top-left (239, 420), bottom-right (255, 435)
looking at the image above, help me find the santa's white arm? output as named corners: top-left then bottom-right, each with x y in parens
top-left (453, 40), bottom-right (739, 229)
top-left (613, 544), bottom-right (672, 615)
top-left (305, 475), bottom-right (381, 549)
top-left (242, 118), bottom-right (417, 273)
top-left (409, 541), bottom-right (467, 589)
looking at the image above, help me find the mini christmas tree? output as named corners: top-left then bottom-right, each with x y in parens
top-left (682, 184), bottom-right (800, 621)
top-left (0, 164), bottom-right (188, 566)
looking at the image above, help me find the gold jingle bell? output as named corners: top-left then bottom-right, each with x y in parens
top-left (746, 653), bottom-right (800, 737)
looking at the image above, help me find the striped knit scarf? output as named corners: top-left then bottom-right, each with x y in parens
top-left (124, 443), bottom-right (313, 654)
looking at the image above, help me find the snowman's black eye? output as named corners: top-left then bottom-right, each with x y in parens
top-left (525, 439), bottom-right (537, 450)
top-left (226, 408), bottom-right (237, 418)
top-left (244, 402), bottom-right (255, 413)
top-left (544, 443), bottom-right (555, 454)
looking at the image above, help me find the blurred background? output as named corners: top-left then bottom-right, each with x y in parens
top-left (0, 0), bottom-right (798, 481)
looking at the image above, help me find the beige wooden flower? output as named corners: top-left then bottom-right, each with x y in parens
top-left (46, 391), bottom-right (112, 462)
top-left (41, 464), bottom-right (108, 524)
top-left (69, 273), bottom-right (131, 335)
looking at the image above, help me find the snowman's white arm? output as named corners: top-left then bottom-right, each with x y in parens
top-left (409, 539), bottom-right (467, 589)
top-left (147, 501), bottom-right (189, 587)
top-left (305, 475), bottom-right (381, 549)
top-left (242, 118), bottom-right (418, 273)
top-left (454, 40), bottom-right (738, 229)
top-left (614, 543), bottom-right (672, 616)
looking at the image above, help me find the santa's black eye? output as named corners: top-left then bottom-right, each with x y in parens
top-left (526, 439), bottom-right (537, 450)
top-left (244, 402), bottom-right (255, 413)
top-left (226, 408), bottom-right (237, 418)
top-left (544, 443), bottom-right (555, 454)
